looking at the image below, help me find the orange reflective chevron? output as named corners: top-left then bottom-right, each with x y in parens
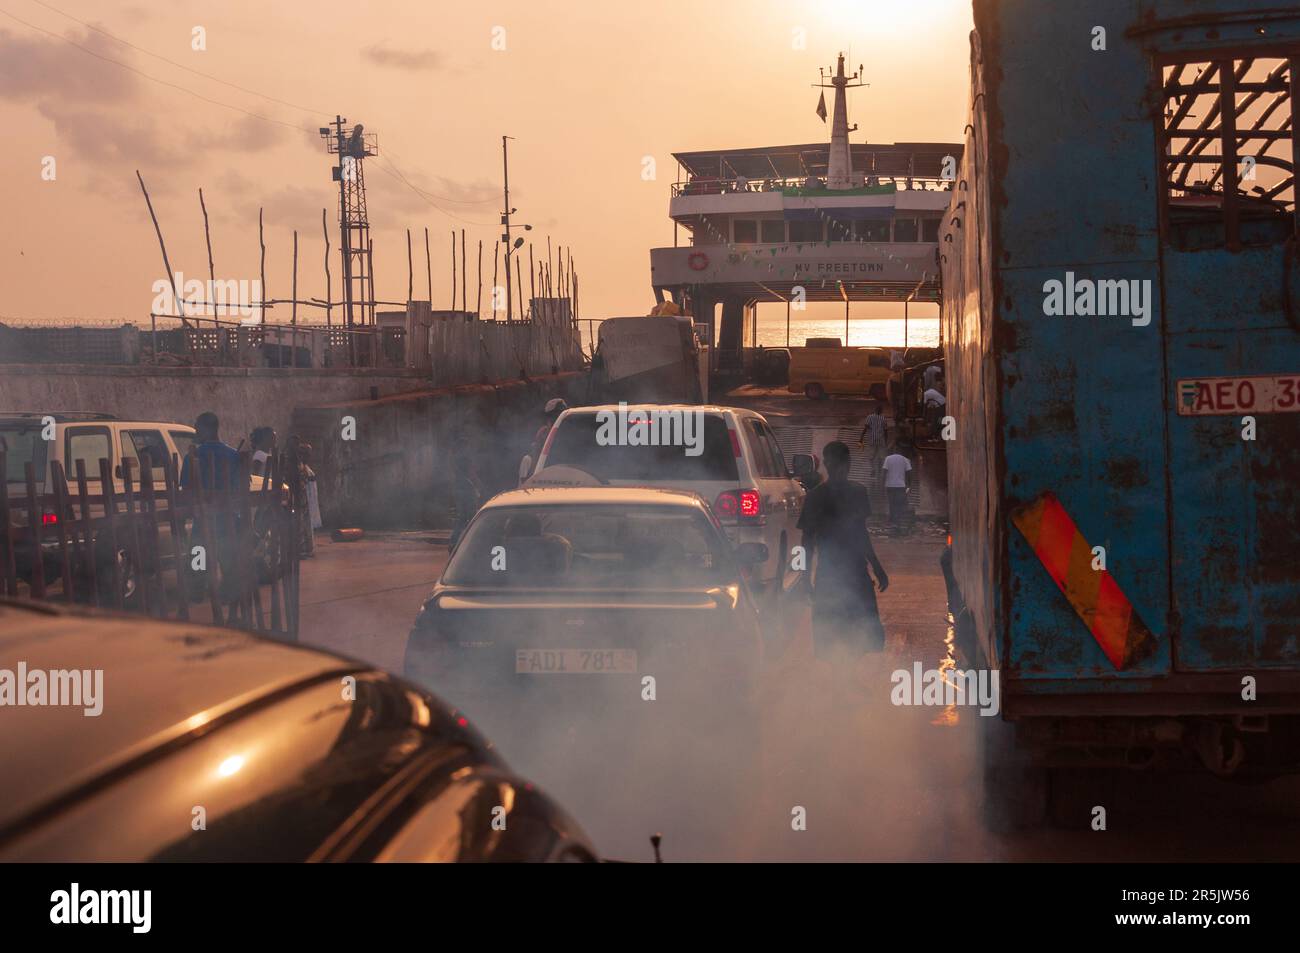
top-left (1010, 492), bottom-right (1156, 670)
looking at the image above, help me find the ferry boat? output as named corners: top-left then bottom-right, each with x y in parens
top-left (650, 54), bottom-right (963, 374)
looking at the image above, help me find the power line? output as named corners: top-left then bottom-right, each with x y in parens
top-left (0, 3), bottom-right (501, 227)
top-left (380, 145), bottom-right (497, 205)
top-left (370, 159), bottom-right (495, 226)
top-left (27, 0), bottom-right (332, 117)
top-left (0, 4), bottom-right (305, 130)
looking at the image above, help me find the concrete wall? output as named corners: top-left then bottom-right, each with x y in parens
top-left (291, 372), bottom-right (592, 528)
top-left (0, 364), bottom-right (428, 449)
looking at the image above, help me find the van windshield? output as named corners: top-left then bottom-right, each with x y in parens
top-left (0, 423), bottom-right (48, 486)
top-left (542, 412), bottom-right (739, 482)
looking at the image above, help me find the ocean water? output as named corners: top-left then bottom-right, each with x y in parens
top-left (755, 315), bottom-right (940, 349)
top-left (580, 314), bottom-right (941, 355)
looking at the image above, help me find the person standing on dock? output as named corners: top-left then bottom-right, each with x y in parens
top-left (924, 363), bottom-right (943, 392)
top-left (882, 442), bottom-right (914, 536)
top-left (796, 441), bottom-right (889, 670)
top-left (249, 427), bottom-right (276, 477)
top-left (857, 401), bottom-right (889, 486)
top-left (449, 455), bottom-right (482, 550)
top-left (180, 412), bottom-right (241, 490)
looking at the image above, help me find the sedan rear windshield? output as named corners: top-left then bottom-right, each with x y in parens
top-left (444, 504), bottom-right (735, 588)
top-left (0, 423), bottom-right (48, 486)
top-left (543, 412), bottom-right (738, 482)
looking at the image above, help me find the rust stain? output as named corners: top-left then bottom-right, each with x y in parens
top-left (1104, 456), bottom-right (1148, 489)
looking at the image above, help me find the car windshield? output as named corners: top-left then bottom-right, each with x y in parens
top-left (542, 412), bottom-right (739, 482)
top-left (0, 423), bottom-right (48, 486)
top-left (444, 504), bottom-right (735, 588)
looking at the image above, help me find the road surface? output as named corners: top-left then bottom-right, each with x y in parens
top-left (297, 528), bottom-right (1300, 862)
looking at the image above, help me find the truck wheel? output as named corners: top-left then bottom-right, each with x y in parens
top-left (804, 382), bottom-right (827, 400)
top-left (981, 715), bottom-right (1048, 832)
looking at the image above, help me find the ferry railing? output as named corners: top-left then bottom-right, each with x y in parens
top-left (670, 174), bottom-right (956, 198)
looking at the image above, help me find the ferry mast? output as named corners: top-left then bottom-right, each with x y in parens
top-left (815, 54), bottom-right (867, 190)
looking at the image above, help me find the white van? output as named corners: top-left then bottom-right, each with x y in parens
top-left (525, 404), bottom-right (805, 592)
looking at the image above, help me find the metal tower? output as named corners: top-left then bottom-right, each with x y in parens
top-left (320, 117), bottom-right (378, 326)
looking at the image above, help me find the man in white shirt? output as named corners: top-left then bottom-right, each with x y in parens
top-left (881, 444), bottom-right (913, 535)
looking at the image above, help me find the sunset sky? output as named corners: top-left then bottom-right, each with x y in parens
top-left (0, 0), bottom-right (972, 327)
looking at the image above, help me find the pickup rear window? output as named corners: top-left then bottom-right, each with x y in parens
top-left (543, 412), bottom-right (739, 482)
top-left (0, 423), bottom-right (47, 486)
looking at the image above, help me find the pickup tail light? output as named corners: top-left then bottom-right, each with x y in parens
top-left (728, 428), bottom-right (742, 457)
top-left (714, 489), bottom-right (764, 525)
top-left (41, 511), bottom-right (58, 526)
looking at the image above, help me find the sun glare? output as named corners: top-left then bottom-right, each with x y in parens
top-left (814, 0), bottom-right (962, 38)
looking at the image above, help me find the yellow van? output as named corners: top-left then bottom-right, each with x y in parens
top-left (787, 345), bottom-right (894, 400)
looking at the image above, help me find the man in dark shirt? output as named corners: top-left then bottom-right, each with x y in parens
top-left (179, 412), bottom-right (242, 490)
top-left (796, 440), bottom-right (889, 659)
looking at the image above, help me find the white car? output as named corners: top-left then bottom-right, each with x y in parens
top-left (525, 404), bottom-right (805, 592)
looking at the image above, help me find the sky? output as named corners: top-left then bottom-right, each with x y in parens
top-left (0, 0), bottom-right (973, 327)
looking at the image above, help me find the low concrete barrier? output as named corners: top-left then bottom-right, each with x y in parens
top-left (290, 372), bottom-right (591, 529)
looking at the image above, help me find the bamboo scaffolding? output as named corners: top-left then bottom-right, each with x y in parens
top-left (322, 209), bottom-right (332, 327)
top-left (199, 187), bottom-right (217, 328)
top-left (424, 227), bottom-right (432, 301)
top-left (258, 208), bottom-right (267, 325)
top-left (136, 170), bottom-right (189, 358)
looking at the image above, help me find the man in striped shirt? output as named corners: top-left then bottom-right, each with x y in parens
top-left (857, 402), bottom-right (889, 485)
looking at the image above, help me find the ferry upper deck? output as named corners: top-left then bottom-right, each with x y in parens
top-left (649, 54), bottom-right (962, 368)
top-left (653, 141), bottom-right (961, 303)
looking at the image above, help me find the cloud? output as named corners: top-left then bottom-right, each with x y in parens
top-left (0, 26), bottom-right (138, 104)
top-left (36, 100), bottom-right (184, 167)
top-left (187, 115), bottom-right (287, 154)
top-left (361, 44), bottom-right (442, 71)
top-left (217, 170), bottom-right (332, 229)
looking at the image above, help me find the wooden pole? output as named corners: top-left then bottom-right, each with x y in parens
top-left (514, 256), bottom-right (524, 322)
top-left (367, 239), bottom-right (376, 325)
top-left (322, 209), bottom-right (332, 327)
top-left (406, 228), bottom-right (414, 303)
top-left (0, 451), bottom-right (15, 596)
top-left (491, 242), bottom-right (500, 320)
top-left (258, 207), bottom-right (267, 325)
top-left (528, 243), bottom-right (536, 317)
top-left (564, 251), bottom-right (571, 328)
top-left (292, 230), bottom-right (299, 326)
top-left (424, 227), bottom-right (432, 301)
top-left (450, 230), bottom-right (457, 312)
top-left (476, 239), bottom-right (483, 318)
top-left (460, 229), bottom-right (467, 314)
top-left (199, 188), bottom-right (216, 327)
top-left (136, 171), bottom-right (188, 342)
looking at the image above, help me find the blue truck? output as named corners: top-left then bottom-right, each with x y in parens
top-left (942, 0), bottom-right (1300, 826)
